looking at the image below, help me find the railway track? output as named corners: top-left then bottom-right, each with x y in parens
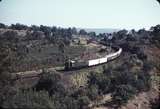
top-left (13, 46), bottom-right (122, 81)
top-left (13, 66), bottom-right (96, 81)
top-left (13, 54), bottom-right (122, 81)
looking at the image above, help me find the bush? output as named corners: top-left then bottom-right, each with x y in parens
top-left (35, 71), bottom-right (66, 95)
top-left (63, 96), bottom-right (79, 109)
top-left (77, 96), bottom-right (90, 109)
top-left (2, 89), bottom-right (54, 109)
top-left (87, 85), bottom-right (99, 100)
top-left (135, 71), bottom-right (151, 92)
top-left (88, 71), bottom-right (111, 94)
top-left (112, 84), bottom-right (136, 105)
top-left (35, 72), bottom-right (61, 91)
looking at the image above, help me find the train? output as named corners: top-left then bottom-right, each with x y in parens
top-left (65, 46), bottom-right (122, 70)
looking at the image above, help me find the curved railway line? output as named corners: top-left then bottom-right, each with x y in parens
top-left (13, 45), bottom-right (122, 81)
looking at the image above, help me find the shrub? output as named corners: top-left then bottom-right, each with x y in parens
top-left (112, 84), bottom-right (136, 105)
top-left (36, 71), bottom-right (60, 90)
top-left (88, 71), bottom-right (111, 94)
top-left (35, 71), bottom-right (66, 95)
top-left (2, 89), bottom-right (54, 109)
top-left (77, 96), bottom-right (90, 109)
top-left (87, 85), bottom-right (99, 100)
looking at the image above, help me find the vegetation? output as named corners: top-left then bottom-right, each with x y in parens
top-left (0, 23), bottom-right (88, 72)
top-left (0, 23), bottom-right (159, 108)
top-left (2, 89), bottom-right (54, 109)
top-left (87, 56), bottom-right (152, 106)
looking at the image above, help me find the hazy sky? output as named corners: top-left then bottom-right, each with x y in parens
top-left (0, 0), bottom-right (160, 29)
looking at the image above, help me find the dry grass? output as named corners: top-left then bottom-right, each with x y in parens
top-left (70, 71), bottom-right (89, 88)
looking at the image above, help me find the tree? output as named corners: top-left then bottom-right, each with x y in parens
top-left (88, 32), bottom-right (96, 37)
top-left (112, 85), bottom-right (136, 105)
top-left (58, 41), bottom-right (65, 53)
top-left (36, 71), bottom-right (61, 91)
top-left (151, 25), bottom-right (160, 47)
top-left (63, 96), bottom-right (79, 109)
top-left (30, 25), bottom-right (40, 31)
top-left (71, 27), bottom-right (77, 35)
top-left (77, 96), bottom-right (90, 109)
top-left (0, 23), bottom-right (6, 28)
top-left (88, 71), bottom-right (111, 94)
top-left (79, 29), bottom-right (87, 35)
top-left (137, 49), bottom-right (147, 61)
top-left (116, 29), bottom-right (128, 40)
top-left (136, 71), bottom-right (151, 92)
top-left (87, 85), bottom-right (99, 100)
top-left (40, 25), bottom-right (51, 36)
top-left (35, 71), bottom-right (67, 96)
top-left (10, 23), bottom-right (28, 30)
top-left (63, 37), bottom-right (71, 46)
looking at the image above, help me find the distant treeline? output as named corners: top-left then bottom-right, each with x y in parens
top-left (1, 23), bottom-right (160, 39)
top-left (0, 23), bottom-right (95, 36)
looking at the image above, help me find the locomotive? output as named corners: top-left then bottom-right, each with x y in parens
top-left (65, 46), bottom-right (122, 70)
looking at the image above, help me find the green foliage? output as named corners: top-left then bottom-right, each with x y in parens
top-left (0, 22), bottom-right (157, 108)
top-left (88, 32), bottom-right (96, 37)
top-left (0, 23), bottom-right (79, 71)
top-left (0, 32), bottom-right (21, 107)
top-left (0, 23), bottom-right (5, 28)
top-left (59, 41), bottom-right (65, 53)
top-left (77, 96), bottom-right (90, 108)
top-left (112, 85), bottom-right (136, 105)
top-left (0, 85), bottom-right (17, 107)
top-left (35, 71), bottom-right (66, 95)
top-left (79, 29), bottom-right (87, 35)
top-left (2, 89), bottom-right (54, 109)
top-left (87, 54), bottom-right (152, 106)
top-left (151, 25), bottom-right (160, 47)
top-left (62, 96), bottom-right (79, 109)
top-left (135, 71), bottom-right (151, 92)
top-left (10, 23), bottom-right (28, 30)
top-left (88, 71), bottom-right (111, 94)
top-left (87, 85), bottom-right (99, 100)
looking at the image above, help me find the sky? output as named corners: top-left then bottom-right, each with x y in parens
top-left (0, 0), bottom-right (160, 30)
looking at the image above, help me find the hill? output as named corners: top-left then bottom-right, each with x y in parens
top-left (0, 23), bottom-right (159, 109)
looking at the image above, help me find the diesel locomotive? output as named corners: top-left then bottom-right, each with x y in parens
top-left (65, 46), bottom-right (122, 70)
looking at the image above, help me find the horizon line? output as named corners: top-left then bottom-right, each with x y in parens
top-left (0, 22), bottom-right (158, 31)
